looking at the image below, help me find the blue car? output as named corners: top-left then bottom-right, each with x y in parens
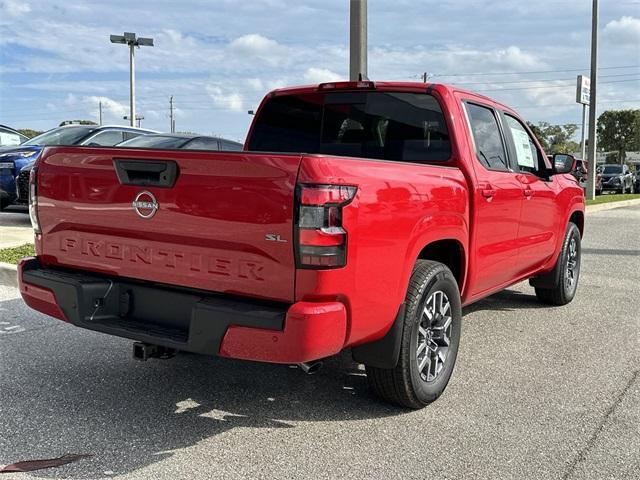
top-left (0, 124), bottom-right (156, 209)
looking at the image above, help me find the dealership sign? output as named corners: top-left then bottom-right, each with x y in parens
top-left (576, 75), bottom-right (590, 105)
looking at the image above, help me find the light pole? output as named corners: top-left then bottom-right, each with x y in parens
top-left (349, 0), bottom-right (367, 81)
top-left (110, 32), bottom-right (154, 127)
top-left (585, 0), bottom-right (599, 201)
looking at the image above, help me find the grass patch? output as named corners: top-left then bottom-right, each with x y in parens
top-left (0, 244), bottom-right (35, 265)
top-left (586, 193), bottom-right (639, 206)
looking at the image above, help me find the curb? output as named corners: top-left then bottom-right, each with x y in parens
top-left (0, 262), bottom-right (17, 289)
top-left (586, 198), bottom-right (640, 214)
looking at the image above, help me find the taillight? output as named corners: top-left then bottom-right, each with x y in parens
top-left (318, 81), bottom-right (376, 91)
top-left (29, 166), bottom-right (41, 234)
top-left (296, 184), bottom-right (357, 268)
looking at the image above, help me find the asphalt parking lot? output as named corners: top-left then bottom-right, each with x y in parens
top-left (0, 205), bottom-right (32, 248)
top-left (0, 206), bottom-right (638, 480)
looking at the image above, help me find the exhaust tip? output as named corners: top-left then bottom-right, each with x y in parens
top-left (298, 361), bottom-right (323, 374)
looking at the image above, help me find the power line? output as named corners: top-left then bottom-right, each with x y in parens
top-left (474, 77), bottom-right (639, 92)
top-left (431, 64), bottom-right (639, 78)
top-left (450, 72), bottom-right (639, 86)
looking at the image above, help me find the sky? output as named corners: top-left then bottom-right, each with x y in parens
top-left (0, 0), bottom-right (638, 142)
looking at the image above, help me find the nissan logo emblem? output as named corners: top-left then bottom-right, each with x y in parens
top-left (132, 191), bottom-right (158, 219)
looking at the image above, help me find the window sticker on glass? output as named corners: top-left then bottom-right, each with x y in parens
top-left (511, 128), bottom-right (535, 168)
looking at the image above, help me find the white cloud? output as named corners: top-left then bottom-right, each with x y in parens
top-left (86, 96), bottom-right (128, 118)
top-left (229, 34), bottom-right (288, 65)
top-left (206, 85), bottom-right (244, 112)
top-left (604, 16), bottom-right (640, 46)
top-left (303, 67), bottom-right (342, 83)
top-left (0, 0), bottom-right (30, 17)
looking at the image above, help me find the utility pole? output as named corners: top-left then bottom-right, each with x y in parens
top-left (169, 96), bottom-right (175, 133)
top-left (585, 0), bottom-right (598, 201)
top-left (349, 0), bottom-right (367, 81)
top-left (129, 41), bottom-right (135, 127)
top-left (99, 100), bottom-right (103, 126)
top-left (110, 32), bottom-right (154, 127)
top-left (580, 104), bottom-right (587, 161)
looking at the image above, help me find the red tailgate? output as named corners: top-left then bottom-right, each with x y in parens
top-left (35, 147), bottom-right (301, 302)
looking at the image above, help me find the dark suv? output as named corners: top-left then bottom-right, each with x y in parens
top-left (600, 164), bottom-right (635, 194)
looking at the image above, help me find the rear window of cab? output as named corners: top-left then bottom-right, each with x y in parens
top-left (248, 91), bottom-right (451, 163)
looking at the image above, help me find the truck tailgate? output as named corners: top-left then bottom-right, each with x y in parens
top-left (35, 147), bottom-right (301, 303)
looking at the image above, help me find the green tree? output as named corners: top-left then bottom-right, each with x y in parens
top-left (527, 122), bottom-right (580, 154)
top-left (527, 122), bottom-right (549, 151)
top-left (59, 120), bottom-right (98, 126)
top-left (596, 109), bottom-right (640, 163)
top-left (16, 128), bottom-right (42, 139)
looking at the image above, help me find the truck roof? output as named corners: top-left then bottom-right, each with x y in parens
top-left (267, 81), bottom-right (518, 115)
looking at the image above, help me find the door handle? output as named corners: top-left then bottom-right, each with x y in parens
top-left (113, 159), bottom-right (179, 188)
top-left (481, 188), bottom-right (497, 198)
top-left (524, 188), bottom-right (533, 198)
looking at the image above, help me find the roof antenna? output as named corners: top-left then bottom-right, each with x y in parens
top-left (358, 72), bottom-right (370, 81)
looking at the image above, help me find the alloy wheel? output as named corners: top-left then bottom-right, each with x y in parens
top-left (566, 236), bottom-right (579, 290)
top-left (416, 290), bottom-right (452, 382)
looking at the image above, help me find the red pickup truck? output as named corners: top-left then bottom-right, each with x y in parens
top-left (19, 81), bottom-right (584, 408)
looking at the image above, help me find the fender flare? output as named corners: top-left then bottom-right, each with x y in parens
top-left (352, 222), bottom-right (468, 369)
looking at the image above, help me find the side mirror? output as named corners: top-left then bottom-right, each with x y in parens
top-left (552, 154), bottom-right (574, 174)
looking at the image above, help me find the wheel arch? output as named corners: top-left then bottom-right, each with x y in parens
top-left (416, 239), bottom-right (466, 291)
top-left (568, 209), bottom-right (584, 237)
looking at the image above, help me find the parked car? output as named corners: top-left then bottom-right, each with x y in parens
top-left (0, 125), bottom-right (28, 147)
top-left (572, 158), bottom-right (602, 195)
top-left (116, 133), bottom-right (243, 151)
top-left (18, 81), bottom-right (584, 409)
top-left (2, 125), bottom-right (156, 209)
top-left (634, 170), bottom-right (640, 192)
top-left (595, 170), bottom-right (603, 195)
top-left (599, 164), bottom-right (635, 194)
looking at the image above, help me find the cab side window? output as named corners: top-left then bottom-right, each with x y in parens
top-left (504, 115), bottom-right (545, 176)
top-left (465, 103), bottom-right (509, 171)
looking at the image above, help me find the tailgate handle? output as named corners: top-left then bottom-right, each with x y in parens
top-left (113, 159), bottom-right (179, 188)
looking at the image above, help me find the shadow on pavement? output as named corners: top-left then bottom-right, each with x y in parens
top-left (0, 297), bottom-right (401, 478)
top-left (463, 287), bottom-right (548, 314)
top-left (1, 285), bottom-right (554, 477)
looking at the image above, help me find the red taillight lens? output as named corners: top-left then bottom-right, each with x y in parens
top-left (296, 184), bottom-right (356, 269)
top-left (29, 166), bottom-right (41, 234)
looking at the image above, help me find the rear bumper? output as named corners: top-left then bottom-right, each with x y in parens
top-left (18, 258), bottom-right (347, 363)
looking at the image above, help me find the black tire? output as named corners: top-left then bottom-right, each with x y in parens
top-left (533, 223), bottom-right (581, 306)
top-left (366, 260), bottom-right (462, 409)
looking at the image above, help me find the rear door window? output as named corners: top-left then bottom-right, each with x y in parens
top-left (464, 103), bottom-right (509, 171)
top-left (249, 91), bottom-right (451, 162)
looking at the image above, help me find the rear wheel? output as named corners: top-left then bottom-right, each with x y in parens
top-left (366, 260), bottom-right (461, 409)
top-left (534, 223), bottom-right (581, 306)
